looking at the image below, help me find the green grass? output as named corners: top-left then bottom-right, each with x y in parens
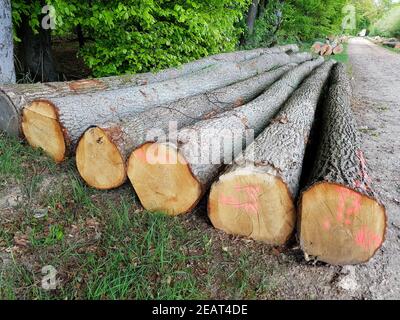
top-left (0, 133), bottom-right (282, 300)
top-left (328, 43), bottom-right (349, 64)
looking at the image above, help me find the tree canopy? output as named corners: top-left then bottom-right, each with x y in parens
top-left (8, 0), bottom-right (399, 78)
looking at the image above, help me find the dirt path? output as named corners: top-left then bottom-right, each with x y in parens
top-left (272, 37), bottom-right (400, 300)
top-left (346, 37), bottom-right (400, 299)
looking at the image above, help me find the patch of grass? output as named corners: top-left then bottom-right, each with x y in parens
top-left (0, 133), bottom-right (282, 300)
top-left (359, 127), bottom-right (379, 137)
top-left (328, 43), bottom-right (349, 64)
top-left (0, 133), bottom-right (57, 184)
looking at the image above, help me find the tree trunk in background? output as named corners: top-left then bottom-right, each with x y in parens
top-left (246, 0), bottom-right (260, 35)
top-left (0, 0), bottom-right (16, 83)
top-left (17, 8), bottom-right (59, 82)
top-left (76, 24), bottom-right (85, 48)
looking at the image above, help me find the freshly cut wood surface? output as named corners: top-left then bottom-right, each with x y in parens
top-left (323, 45), bottom-right (333, 56)
top-left (2, 45), bottom-right (295, 136)
top-left (332, 44), bottom-right (344, 55)
top-left (21, 100), bottom-right (66, 163)
top-left (299, 63), bottom-right (387, 265)
top-left (77, 55), bottom-right (312, 189)
top-left (22, 51), bottom-right (303, 162)
top-left (127, 57), bottom-right (325, 216)
top-left (208, 61), bottom-right (335, 245)
top-left (311, 42), bottom-right (323, 54)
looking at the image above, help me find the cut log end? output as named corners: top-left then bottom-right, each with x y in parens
top-left (127, 143), bottom-right (202, 216)
top-left (76, 127), bottom-right (126, 190)
top-left (300, 182), bottom-right (386, 265)
top-left (208, 168), bottom-right (296, 245)
top-left (21, 100), bottom-right (66, 163)
top-left (0, 93), bottom-right (19, 136)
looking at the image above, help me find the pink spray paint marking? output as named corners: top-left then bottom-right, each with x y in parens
top-left (321, 186), bottom-right (363, 232)
top-left (220, 185), bottom-right (262, 214)
top-left (336, 186), bottom-right (362, 224)
top-left (355, 149), bottom-right (373, 193)
top-left (355, 226), bottom-right (381, 251)
top-left (322, 219), bottom-right (331, 231)
top-left (135, 148), bottom-right (147, 163)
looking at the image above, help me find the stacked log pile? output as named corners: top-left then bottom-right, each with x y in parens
top-left (208, 60), bottom-right (335, 245)
top-left (0, 44), bottom-right (386, 265)
top-left (76, 53), bottom-right (312, 189)
top-left (20, 49), bottom-right (303, 162)
top-left (369, 36), bottom-right (400, 49)
top-left (127, 58), bottom-right (324, 216)
top-left (311, 36), bottom-right (346, 56)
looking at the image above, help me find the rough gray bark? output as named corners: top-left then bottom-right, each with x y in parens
top-left (87, 53), bottom-right (312, 162)
top-left (132, 57), bottom-right (325, 206)
top-left (302, 63), bottom-right (382, 200)
top-left (30, 51), bottom-right (308, 154)
top-left (222, 60), bottom-right (336, 197)
top-left (0, 0), bottom-right (16, 84)
top-left (2, 45), bottom-right (294, 136)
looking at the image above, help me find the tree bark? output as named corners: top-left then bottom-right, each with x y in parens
top-left (332, 44), bottom-right (344, 55)
top-left (208, 60), bottom-right (335, 245)
top-left (298, 63), bottom-right (387, 265)
top-left (127, 57), bottom-right (325, 216)
top-left (76, 56), bottom-right (310, 190)
top-left (76, 24), bottom-right (85, 48)
top-left (17, 10), bottom-right (59, 83)
top-left (2, 45), bottom-right (293, 137)
top-left (0, 0), bottom-right (16, 84)
top-left (21, 49), bottom-right (303, 162)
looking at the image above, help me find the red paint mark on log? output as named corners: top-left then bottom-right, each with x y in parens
top-left (219, 185), bottom-right (261, 214)
top-left (356, 149), bottom-right (372, 192)
top-left (323, 219), bottom-right (331, 230)
top-left (68, 79), bottom-right (107, 92)
top-left (355, 227), bottom-right (381, 251)
top-left (135, 148), bottom-right (147, 163)
top-left (336, 186), bottom-right (362, 224)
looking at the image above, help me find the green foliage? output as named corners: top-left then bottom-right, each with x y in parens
top-left (11, 0), bottom-right (249, 76)
top-left (243, 0), bottom-right (348, 48)
top-left (280, 0), bottom-right (347, 41)
top-left (11, 0), bottom-right (42, 41)
top-left (78, 0), bottom-right (249, 76)
top-left (371, 5), bottom-right (400, 38)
